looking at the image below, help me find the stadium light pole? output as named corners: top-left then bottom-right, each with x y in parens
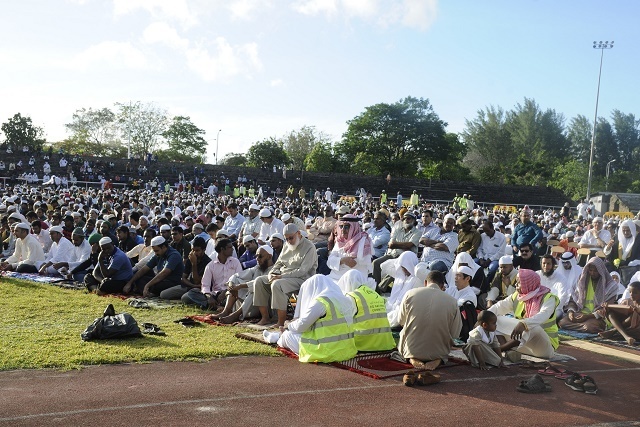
top-left (215, 129), bottom-right (222, 165)
top-left (586, 40), bottom-right (614, 201)
top-left (606, 159), bottom-right (616, 191)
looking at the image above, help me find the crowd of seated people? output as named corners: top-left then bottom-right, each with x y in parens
top-left (2, 178), bottom-right (640, 368)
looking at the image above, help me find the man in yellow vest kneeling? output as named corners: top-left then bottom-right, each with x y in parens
top-left (488, 269), bottom-right (559, 359)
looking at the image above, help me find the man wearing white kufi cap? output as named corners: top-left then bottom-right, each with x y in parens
top-left (257, 208), bottom-right (284, 246)
top-left (239, 203), bottom-right (262, 244)
top-left (254, 223), bottom-right (318, 327)
top-left (84, 237), bottom-right (133, 295)
top-left (0, 223), bottom-right (45, 272)
top-left (486, 255), bottom-right (518, 307)
top-left (211, 245), bottom-right (276, 324)
top-left (35, 225), bottom-right (74, 276)
top-left (124, 236), bottom-right (184, 297)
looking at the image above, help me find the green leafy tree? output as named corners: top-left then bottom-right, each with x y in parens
top-left (304, 142), bottom-right (334, 172)
top-left (549, 160), bottom-right (589, 200)
top-left (220, 152), bottom-right (248, 167)
top-left (610, 110), bottom-right (639, 171)
top-left (1, 113), bottom-right (45, 152)
top-left (64, 107), bottom-right (118, 155)
top-left (337, 96), bottom-right (448, 177)
top-left (566, 114), bottom-right (592, 163)
top-left (593, 118), bottom-right (618, 177)
top-left (246, 138), bottom-right (289, 169)
top-left (420, 133), bottom-right (471, 181)
top-left (282, 125), bottom-right (330, 171)
top-left (116, 102), bottom-right (168, 158)
top-left (162, 116), bottom-right (208, 163)
top-left (462, 106), bottom-right (514, 182)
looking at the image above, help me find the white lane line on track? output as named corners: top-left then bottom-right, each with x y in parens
top-left (2, 367), bottom-right (640, 422)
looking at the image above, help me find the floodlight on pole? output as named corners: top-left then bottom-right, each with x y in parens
top-left (215, 129), bottom-right (222, 165)
top-left (586, 40), bottom-right (614, 201)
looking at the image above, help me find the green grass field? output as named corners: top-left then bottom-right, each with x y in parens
top-left (0, 278), bottom-right (279, 371)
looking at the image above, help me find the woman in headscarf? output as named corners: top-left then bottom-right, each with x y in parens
top-left (605, 219), bottom-right (640, 268)
top-left (445, 252), bottom-right (486, 297)
top-left (385, 252), bottom-right (420, 327)
top-left (275, 274), bottom-right (357, 362)
top-left (559, 257), bottom-right (619, 333)
top-left (488, 269), bottom-right (559, 359)
top-left (336, 269), bottom-right (376, 294)
top-left (326, 214), bottom-right (373, 282)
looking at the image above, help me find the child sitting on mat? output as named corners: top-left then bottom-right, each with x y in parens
top-left (464, 310), bottom-right (506, 370)
top-left (600, 281), bottom-right (640, 345)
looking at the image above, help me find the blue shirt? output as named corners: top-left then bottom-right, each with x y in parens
top-left (511, 222), bottom-right (543, 250)
top-left (367, 226), bottom-right (391, 258)
top-left (239, 249), bottom-right (257, 269)
top-left (108, 247), bottom-right (134, 281)
top-left (146, 246), bottom-right (185, 283)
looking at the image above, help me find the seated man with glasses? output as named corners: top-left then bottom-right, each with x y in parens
top-left (253, 224), bottom-right (318, 327)
top-left (579, 217), bottom-right (611, 254)
top-left (513, 243), bottom-right (540, 271)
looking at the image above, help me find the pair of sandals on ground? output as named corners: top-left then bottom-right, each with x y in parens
top-left (517, 364), bottom-right (597, 394)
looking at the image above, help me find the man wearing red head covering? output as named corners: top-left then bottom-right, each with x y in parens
top-left (559, 257), bottom-right (618, 333)
top-left (489, 269), bottom-right (559, 359)
top-left (326, 214), bottom-right (373, 282)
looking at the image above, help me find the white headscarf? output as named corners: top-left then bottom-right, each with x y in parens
top-left (337, 270), bottom-right (376, 293)
top-left (387, 251), bottom-right (420, 308)
top-left (294, 274), bottom-right (356, 326)
top-left (618, 219), bottom-right (637, 260)
top-left (445, 252), bottom-right (481, 290)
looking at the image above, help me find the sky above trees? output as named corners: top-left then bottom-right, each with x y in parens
top-left (0, 1), bottom-right (638, 164)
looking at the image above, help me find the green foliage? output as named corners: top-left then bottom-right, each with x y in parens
top-left (64, 107), bottom-right (119, 156)
top-left (246, 138), bottom-right (289, 168)
top-left (282, 125), bottom-right (330, 171)
top-left (338, 96), bottom-right (448, 177)
top-left (610, 110), bottom-right (639, 171)
top-left (116, 101), bottom-right (169, 158)
top-left (162, 116), bottom-right (208, 162)
top-left (566, 114), bottom-right (592, 164)
top-left (1, 113), bottom-right (45, 152)
top-left (304, 142), bottom-right (334, 172)
top-left (0, 279), bottom-right (278, 370)
top-left (549, 160), bottom-right (589, 200)
top-left (220, 152), bottom-right (248, 167)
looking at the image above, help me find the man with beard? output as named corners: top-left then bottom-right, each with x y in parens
top-left (159, 237), bottom-right (210, 300)
top-left (579, 216), bottom-right (610, 253)
top-left (604, 219), bottom-right (640, 267)
top-left (326, 214), bottom-right (373, 282)
top-left (419, 214), bottom-right (458, 274)
top-left (558, 251), bottom-right (582, 302)
top-left (212, 245), bottom-right (275, 324)
top-left (254, 224), bottom-right (318, 327)
top-left (372, 212), bottom-right (421, 284)
top-left (511, 208), bottom-right (543, 254)
top-left (537, 255), bottom-right (569, 318)
top-left (309, 205), bottom-right (337, 249)
top-left (559, 257), bottom-right (618, 333)
top-left (485, 255), bottom-right (518, 307)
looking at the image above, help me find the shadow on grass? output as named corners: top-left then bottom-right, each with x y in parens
top-left (84, 335), bottom-right (181, 349)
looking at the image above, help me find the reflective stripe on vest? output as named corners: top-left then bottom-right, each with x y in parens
top-left (347, 286), bottom-right (396, 351)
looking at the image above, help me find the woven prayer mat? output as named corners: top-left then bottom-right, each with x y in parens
top-left (591, 336), bottom-right (640, 352)
top-left (235, 331), bottom-right (469, 379)
top-left (558, 328), bottom-right (600, 340)
top-left (2, 271), bottom-right (66, 284)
